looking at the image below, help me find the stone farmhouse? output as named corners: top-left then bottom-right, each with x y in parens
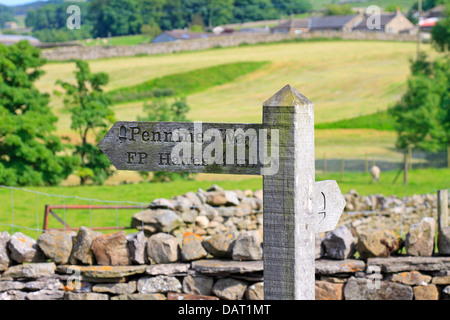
top-left (272, 8), bottom-right (416, 35)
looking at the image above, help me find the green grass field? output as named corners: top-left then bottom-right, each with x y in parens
top-left (108, 61), bottom-right (268, 104)
top-left (39, 40), bottom-right (435, 132)
top-left (35, 39), bottom-right (444, 184)
top-left (1, 169), bottom-right (448, 239)
top-left (78, 34), bottom-right (152, 47)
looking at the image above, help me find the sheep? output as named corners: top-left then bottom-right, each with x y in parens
top-left (370, 165), bottom-right (380, 182)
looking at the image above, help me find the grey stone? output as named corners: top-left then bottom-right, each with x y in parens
top-left (127, 231), bottom-right (148, 265)
top-left (37, 230), bottom-right (76, 265)
top-left (191, 259), bottom-right (263, 274)
top-left (344, 276), bottom-right (413, 300)
top-left (253, 190), bottom-right (263, 201)
top-left (315, 233), bottom-right (324, 260)
top-left (0, 290), bottom-right (28, 300)
top-left (146, 263), bottom-right (190, 276)
top-left (438, 226), bottom-right (450, 256)
top-left (93, 282), bottom-right (137, 295)
top-left (181, 210), bottom-right (198, 223)
top-left (225, 191), bottom-right (240, 206)
top-left (367, 256), bottom-right (450, 273)
top-left (182, 275), bottom-right (214, 296)
top-left (195, 215), bottom-right (209, 229)
top-left (27, 289), bottom-right (64, 300)
top-left (24, 277), bottom-right (63, 291)
top-left (322, 226), bottom-right (356, 260)
top-left (172, 196), bottom-right (193, 212)
top-left (0, 232), bottom-right (11, 271)
top-left (181, 234), bottom-right (208, 262)
top-left (137, 275), bottom-right (182, 294)
top-left (111, 293), bottom-right (166, 300)
top-left (205, 191), bottom-right (227, 206)
top-left (64, 292), bottom-right (109, 300)
top-left (2, 262), bottom-right (56, 279)
top-left (56, 265), bottom-right (147, 278)
top-left (315, 259), bottom-right (365, 275)
top-left (149, 198), bottom-right (175, 210)
top-left (443, 285), bottom-right (450, 297)
top-left (132, 209), bottom-right (183, 234)
top-left (8, 232), bottom-right (46, 263)
top-left (386, 271), bottom-right (432, 286)
top-left (207, 184), bottom-right (224, 192)
top-left (357, 229), bottom-right (403, 259)
top-left (405, 217), bottom-right (436, 257)
top-left (91, 231), bottom-right (131, 266)
top-left (245, 282), bottom-right (264, 300)
top-left (202, 233), bottom-right (236, 258)
top-left (212, 278), bottom-right (247, 300)
top-left (0, 281), bottom-right (25, 292)
top-left (71, 227), bottom-right (103, 265)
top-left (231, 230), bottom-right (263, 261)
top-left (184, 192), bottom-right (203, 207)
top-left (146, 233), bottom-right (180, 264)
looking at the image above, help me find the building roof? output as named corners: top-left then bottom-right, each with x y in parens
top-left (272, 19), bottom-right (310, 30)
top-left (161, 30), bottom-right (219, 40)
top-left (423, 5), bottom-right (446, 18)
top-left (310, 15), bottom-right (358, 30)
top-left (353, 13), bottom-right (397, 31)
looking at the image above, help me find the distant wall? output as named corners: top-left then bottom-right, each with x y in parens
top-left (41, 31), bottom-right (418, 61)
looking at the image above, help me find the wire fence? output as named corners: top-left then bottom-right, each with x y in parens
top-left (0, 184), bottom-right (448, 240)
top-left (316, 150), bottom-right (449, 173)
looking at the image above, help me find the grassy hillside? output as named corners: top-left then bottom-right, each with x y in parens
top-left (108, 61), bottom-right (269, 104)
top-left (38, 40), bottom-right (433, 132)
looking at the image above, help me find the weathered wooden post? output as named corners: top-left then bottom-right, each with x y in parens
top-left (438, 189), bottom-right (449, 231)
top-left (262, 85), bottom-right (316, 300)
top-left (98, 84), bottom-right (346, 300)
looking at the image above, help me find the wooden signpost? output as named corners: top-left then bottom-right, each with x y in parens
top-left (99, 85), bottom-right (346, 300)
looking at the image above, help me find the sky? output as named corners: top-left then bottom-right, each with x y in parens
top-left (0, 0), bottom-right (47, 6)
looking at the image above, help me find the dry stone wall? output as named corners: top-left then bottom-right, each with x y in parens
top-left (41, 31), bottom-right (418, 61)
top-left (0, 185), bottom-right (448, 300)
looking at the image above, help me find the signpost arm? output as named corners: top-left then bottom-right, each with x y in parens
top-left (262, 85), bottom-right (316, 300)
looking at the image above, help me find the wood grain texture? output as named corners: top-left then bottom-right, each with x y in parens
top-left (438, 190), bottom-right (448, 230)
top-left (263, 85), bottom-right (316, 300)
top-left (98, 122), bottom-right (267, 175)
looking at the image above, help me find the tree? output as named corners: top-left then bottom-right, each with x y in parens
top-left (89, 0), bottom-right (143, 37)
top-left (272, 0), bottom-right (312, 15)
top-left (57, 60), bottom-right (116, 185)
top-left (431, 7), bottom-right (450, 52)
top-left (234, 0), bottom-right (279, 22)
top-left (138, 98), bottom-right (192, 182)
top-left (0, 41), bottom-right (76, 186)
top-left (390, 54), bottom-right (448, 152)
top-left (25, 2), bottom-right (93, 42)
top-left (0, 4), bottom-right (16, 27)
top-left (324, 4), bottom-right (353, 16)
top-left (389, 53), bottom-right (449, 184)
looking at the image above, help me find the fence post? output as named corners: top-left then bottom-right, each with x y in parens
top-left (403, 151), bottom-right (408, 186)
top-left (263, 85), bottom-right (315, 300)
top-left (438, 189), bottom-right (449, 231)
top-left (447, 146), bottom-right (450, 169)
top-left (364, 154), bottom-right (368, 173)
top-left (340, 158), bottom-right (345, 182)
